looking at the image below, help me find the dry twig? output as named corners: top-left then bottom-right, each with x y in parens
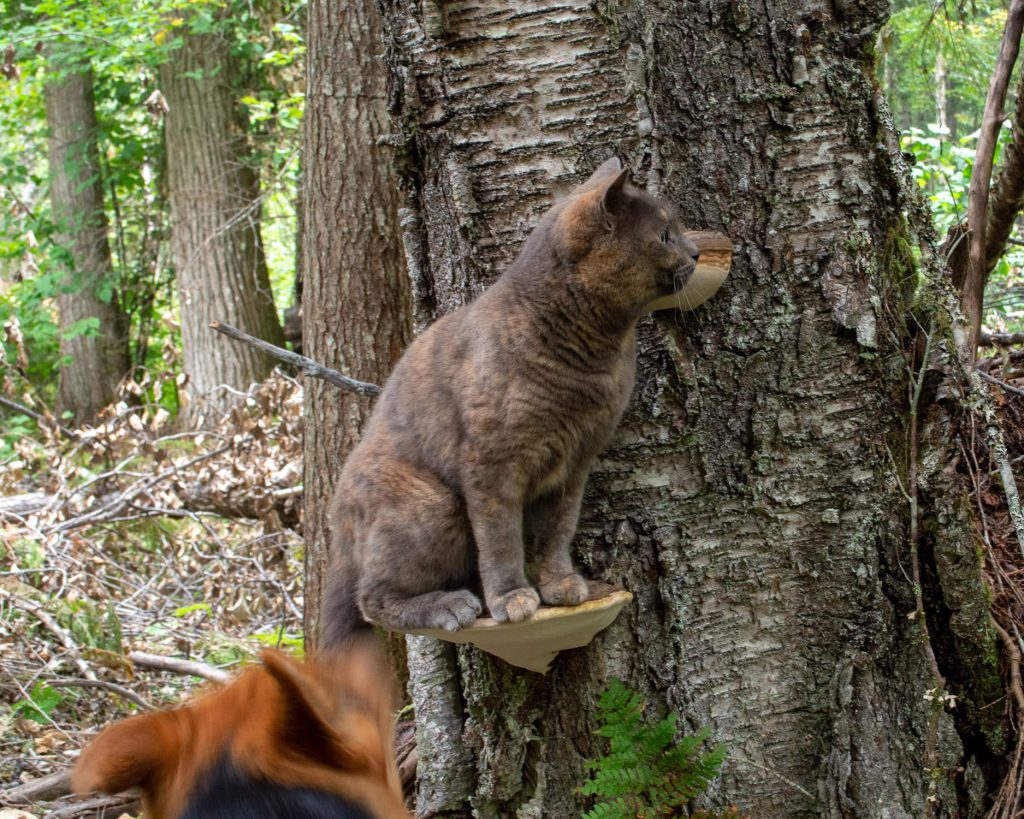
top-left (209, 321), bottom-right (382, 397)
top-left (127, 651), bottom-right (231, 685)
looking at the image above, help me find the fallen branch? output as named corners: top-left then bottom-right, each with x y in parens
top-left (0, 770), bottom-right (71, 804)
top-left (47, 678), bottom-right (155, 711)
top-left (49, 793), bottom-right (142, 818)
top-left (977, 369), bottom-right (1024, 398)
top-left (0, 492), bottom-right (49, 518)
top-left (0, 394), bottom-right (78, 441)
top-left (210, 321), bottom-right (382, 397)
top-left (50, 444), bottom-right (232, 534)
top-left (127, 650), bottom-right (231, 685)
top-left (176, 482), bottom-right (301, 528)
top-left (981, 332), bottom-right (1024, 347)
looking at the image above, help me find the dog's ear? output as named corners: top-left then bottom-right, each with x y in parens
top-left (72, 711), bottom-right (183, 797)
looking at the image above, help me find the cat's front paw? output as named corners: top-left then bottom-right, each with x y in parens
top-left (539, 572), bottom-right (589, 606)
top-left (427, 590), bottom-right (483, 632)
top-left (488, 587), bottom-right (540, 623)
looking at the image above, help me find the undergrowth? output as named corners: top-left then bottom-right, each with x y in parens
top-left (580, 678), bottom-right (736, 818)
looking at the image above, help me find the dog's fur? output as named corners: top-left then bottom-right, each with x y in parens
top-left (72, 644), bottom-right (409, 819)
top-left (321, 158), bottom-right (699, 647)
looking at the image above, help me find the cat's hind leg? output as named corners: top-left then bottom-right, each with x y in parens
top-left (361, 585), bottom-right (482, 632)
top-left (354, 468), bottom-right (482, 632)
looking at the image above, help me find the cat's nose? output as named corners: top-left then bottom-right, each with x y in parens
top-left (692, 250), bottom-right (700, 263)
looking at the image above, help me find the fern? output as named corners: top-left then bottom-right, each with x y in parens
top-left (580, 679), bottom-right (728, 818)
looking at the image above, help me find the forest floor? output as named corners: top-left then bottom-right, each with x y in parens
top-left (2, 358), bottom-right (1024, 817)
top-left (0, 372), bottom-right (305, 817)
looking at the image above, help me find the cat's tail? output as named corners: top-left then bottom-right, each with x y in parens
top-left (318, 556), bottom-right (373, 650)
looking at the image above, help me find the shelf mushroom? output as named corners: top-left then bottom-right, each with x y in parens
top-left (398, 589), bottom-right (633, 674)
top-left (646, 231), bottom-right (733, 312)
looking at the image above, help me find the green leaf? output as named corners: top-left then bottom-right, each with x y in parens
top-left (11, 682), bottom-right (63, 724)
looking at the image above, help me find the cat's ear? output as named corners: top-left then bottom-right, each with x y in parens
top-left (582, 156), bottom-right (623, 188)
top-left (597, 169), bottom-right (630, 230)
top-left (555, 163), bottom-right (632, 260)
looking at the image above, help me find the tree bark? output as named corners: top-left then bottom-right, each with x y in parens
top-left (301, 0), bottom-right (412, 648)
top-left (44, 61), bottom-right (130, 425)
top-left (160, 28), bottom-right (284, 427)
top-left (373, 0), bottom-right (1003, 816)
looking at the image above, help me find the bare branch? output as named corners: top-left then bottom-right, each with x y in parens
top-left (127, 650), bottom-right (231, 685)
top-left (47, 678), bottom-right (155, 711)
top-left (987, 59), bottom-right (1024, 274)
top-left (0, 394), bottom-right (78, 440)
top-left (977, 369), bottom-right (1024, 397)
top-left (209, 321), bottom-right (382, 397)
top-left (964, 0), bottom-right (1024, 358)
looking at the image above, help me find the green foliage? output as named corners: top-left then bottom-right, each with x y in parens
top-left (901, 122), bottom-right (1024, 333)
top-left (11, 681), bottom-right (63, 724)
top-left (0, 0), bottom-right (302, 417)
top-left (883, 0), bottom-right (1005, 135)
top-left (174, 602), bottom-right (212, 618)
top-left (580, 679), bottom-right (727, 818)
top-left (252, 627), bottom-right (304, 653)
top-left (7, 536), bottom-right (45, 573)
top-left (56, 600), bottom-right (124, 653)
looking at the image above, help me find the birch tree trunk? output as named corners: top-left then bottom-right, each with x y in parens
top-left (301, 0), bottom-right (412, 646)
top-left (45, 61), bottom-right (130, 425)
top-left (371, 0), bottom-right (1005, 815)
top-left (161, 29), bottom-right (284, 427)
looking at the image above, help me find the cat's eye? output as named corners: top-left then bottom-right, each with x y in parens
top-left (659, 229), bottom-right (670, 244)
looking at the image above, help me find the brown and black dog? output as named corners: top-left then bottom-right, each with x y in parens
top-left (72, 643), bottom-right (410, 819)
top-left (321, 157), bottom-right (700, 647)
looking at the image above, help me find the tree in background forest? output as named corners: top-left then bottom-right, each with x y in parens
top-left (160, 14), bottom-right (284, 427)
top-left (43, 47), bottom-right (130, 424)
top-left (1, 0), bottom-right (302, 433)
top-left (300, 0), bottom-right (411, 645)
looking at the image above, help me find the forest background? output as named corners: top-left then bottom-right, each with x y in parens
top-left (4, 0), bottom-right (1024, 815)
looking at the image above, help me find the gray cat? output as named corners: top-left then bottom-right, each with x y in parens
top-left (320, 158), bottom-right (699, 647)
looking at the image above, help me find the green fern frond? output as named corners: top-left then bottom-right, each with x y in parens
top-left (579, 679), bottom-right (729, 817)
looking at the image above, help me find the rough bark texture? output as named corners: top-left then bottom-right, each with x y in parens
top-left (301, 0), bottom-right (412, 647)
top-left (161, 30), bottom-right (284, 427)
top-left (44, 63), bottom-right (130, 425)
top-left (373, 0), bottom-right (1003, 816)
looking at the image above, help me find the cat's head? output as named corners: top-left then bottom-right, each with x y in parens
top-left (550, 157), bottom-right (699, 315)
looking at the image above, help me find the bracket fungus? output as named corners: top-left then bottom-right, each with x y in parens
top-left (397, 589), bottom-right (633, 674)
top-left (646, 231), bottom-right (733, 312)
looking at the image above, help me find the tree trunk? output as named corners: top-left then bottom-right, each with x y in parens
top-left (935, 52), bottom-right (951, 137)
top-left (301, 0), bottom-right (412, 648)
top-left (160, 28), bottom-right (284, 427)
top-left (44, 61), bottom-right (130, 425)
top-left (373, 0), bottom-right (1004, 816)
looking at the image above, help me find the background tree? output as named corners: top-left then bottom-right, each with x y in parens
top-left (346, 0), bottom-right (1006, 816)
top-left (44, 50), bottom-right (130, 424)
top-left (301, 0), bottom-right (411, 645)
top-left (160, 15), bottom-right (284, 427)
